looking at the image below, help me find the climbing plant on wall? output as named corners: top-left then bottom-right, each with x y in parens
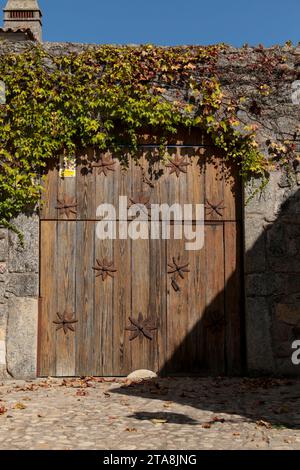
top-left (0, 44), bottom-right (268, 235)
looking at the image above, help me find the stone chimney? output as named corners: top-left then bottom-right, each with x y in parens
top-left (3, 0), bottom-right (42, 42)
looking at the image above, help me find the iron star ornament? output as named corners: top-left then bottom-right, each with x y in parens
top-left (92, 154), bottom-right (116, 176)
top-left (92, 258), bottom-right (117, 281)
top-left (126, 313), bottom-right (158, 341)
top-left (55, 196), bottom-right (77, 218)
top-left (53, 311), bottom-right (78, 335)
top-left (165, 155), bottom-right (191, 177)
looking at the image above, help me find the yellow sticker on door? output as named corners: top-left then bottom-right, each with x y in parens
top-left (59, 155), bottom-right (76, 178)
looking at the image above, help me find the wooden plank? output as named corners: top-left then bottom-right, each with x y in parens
top-left (223, 159), bottom-right (242, 221)
top-left (93, 160), bottom-right (117, 375)
top-left (131, 157), bottom-right (145, 202)
top-left (151, 236), bottom-right (167, 373)
top-left (55, 221), bottom-right (76, 376)
top-left (164, 225), bottom-right (206, 375)
top-left (75, 221), bottom-right (95, 376)
top-left (57, 163), bottom-right (77, 221)
top-left (76, 149), bottom-right (96, 220)
top-left (39, 162), bottom-right (58, 220)
top-left (39, 221), bottom-right (57, 376)
top-left (112, 234), bottom-right (132, 375)
top-left (224, 221), bottom-right (243, 375)
top-left (184, 147), bottom-right (204, 209)
top-left (204, 148), bottom-right (225, 222)
top-left (165, 235), bottom-right (187, 374)
top-left (93, 151), bottom-right (132, 219)
top-left (140, 147), bottom-right (204, 211)
top-left (204, 223), bottom-right (226, 375)
top-left (129, 236), bottom-right (151, 372)
top-left (94, 235), bottom-right (114, 375)
top-left (176, 148), bottom-right (202, 209)
top-left (184, 223), bottom-right (206, 374)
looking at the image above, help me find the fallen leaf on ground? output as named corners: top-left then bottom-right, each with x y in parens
top-left (163, 402), bottom-right (172, 408)
top-left (256, 419), bottom-right (272, 429)
top-left (61, 378), bottom-right (95, 389)
top-left (211, 416), bottom-right (226, 423)
top-left (14, 403), bottom-right (26, 410)
top-left (202, 423), bottom-right (211, 429)
top-left (125, 428), bottom-right (137, 432)
top-left (0, 406), bottom-right (7, 415)
top-left (201, 416), bottom-right (225, 428)
top-left (76, 390), bottom-right (88, 397)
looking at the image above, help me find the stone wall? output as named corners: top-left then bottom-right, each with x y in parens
top-left (0, 40), bottom-right (299, 377)
top-left (245, 173), bottom-right (300, 375)
top-left (0, 214), bottom-right (39, 379)
top-left (0, 227), bottom-right (8, 376)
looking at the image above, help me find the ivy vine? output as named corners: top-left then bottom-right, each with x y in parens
top-left (0, 44), bottom-right (268, 235)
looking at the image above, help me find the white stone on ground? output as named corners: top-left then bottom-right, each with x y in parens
top-left (127, 369), bottom-right (157, 380)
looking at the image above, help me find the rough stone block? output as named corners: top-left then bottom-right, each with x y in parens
top-left (245, 173), bottom-right (280, 219)
top-left (273, 320), bottom-right (295, 360)
top-left (272, 273), bottom-right (300, 296)
top-left (276, 358), bottom-right (300, 377)
top-left (0, 236), bottom-right (8, 262)
top-left (278, 172), bottom-right (292, 188)
top-left (266, 223), bottom-right (286, 257)
top-left (0, 365), bottom-right (9, 379)
top-left (0, 340), bottom-right (5, 365)
top-left (275, 342), bottom-right (294, 361)
top-left (276, 303), bottom-right (300, 325)
top-left (0, 262), bottom-right (7, 276)
top-left (7, 273), bottom-right (39, 297)
top-left (244, 217), bottom-right (266, 273)
top-left (0, 327), bottom-right (5, 342)
top-left (6, 297), bottom-right (38, 379)
top-left (245, 273), bottom-right (275, 296)
top-left (268, 255), bottom-right (300, 273)
top-left (245, 297), bottom-right (275, 374)
top-left (0, 283), bottom-right (6, 304)
top-left (8, 214), bottom-right (39, 273)
top-left (0, 304), bottom-right (8, 334)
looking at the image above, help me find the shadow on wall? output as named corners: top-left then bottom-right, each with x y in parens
top-left (161, 185), bottom-right (300, 378)
top-left (252, 185), bottom-right (300, 375)
top-left (109, 189), bottom-right (300, 429)
top-left (157, 149), bottom-right (244, 378)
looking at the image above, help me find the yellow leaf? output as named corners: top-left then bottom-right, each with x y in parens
top-left (151, 418), bottom-right (168, 425)
top-left (14, 402), bottom-right (26, 410)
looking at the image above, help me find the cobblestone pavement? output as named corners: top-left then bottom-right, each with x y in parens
top-left (0, 377), bottom-right (300, 450)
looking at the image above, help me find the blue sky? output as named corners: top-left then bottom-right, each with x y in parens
top-left (1, 0), bottom-right (299, 46)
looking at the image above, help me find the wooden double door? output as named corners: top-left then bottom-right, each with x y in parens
top-left (38, 140), bottom-right (243, 377)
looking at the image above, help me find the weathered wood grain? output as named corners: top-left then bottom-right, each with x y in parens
top-left (39, 136), bottom-right (243, 377)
